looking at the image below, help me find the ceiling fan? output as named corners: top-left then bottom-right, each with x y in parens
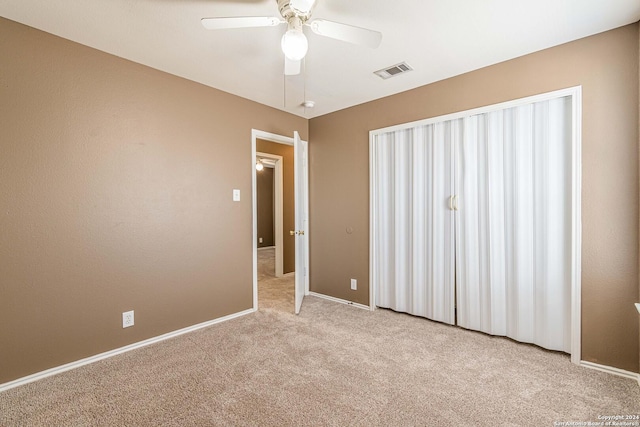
top-left (201, 0), bottom-right (382, 76)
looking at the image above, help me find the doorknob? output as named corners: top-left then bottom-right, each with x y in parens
top-left (449, 195), bottom-right (459, 211)
top-left (290, 230), bottom-right (305, 236)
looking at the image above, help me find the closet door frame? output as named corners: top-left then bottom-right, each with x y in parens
top-left (369, 86), bottom-right (582, 364)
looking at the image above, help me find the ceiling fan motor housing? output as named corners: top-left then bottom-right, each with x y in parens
top-left (278, 0), bottom-right (315, 22)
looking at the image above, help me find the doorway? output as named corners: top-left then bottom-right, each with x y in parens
top-left (252, 130), bottom-right (309, 314)
top-left (256, 152), bottom-right (284, 277)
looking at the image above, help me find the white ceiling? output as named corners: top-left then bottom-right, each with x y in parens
top-left (1, 0), bottom-right (639, 118)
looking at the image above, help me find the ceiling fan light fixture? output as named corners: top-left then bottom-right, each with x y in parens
top-left (290, 0), bottom-right (316, 15)
top-left (281, 29), bottom-right (308, 61)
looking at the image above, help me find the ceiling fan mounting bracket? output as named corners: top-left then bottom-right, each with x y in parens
top-left (277, 0), bottom-right (311, 23)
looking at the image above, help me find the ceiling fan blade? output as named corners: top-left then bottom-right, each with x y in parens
top-left (284, 57), bottom-right (301, 76)
top-left (308, 19), bottom-right (382, 49)
top-left (201, 16), bottom-right (282, 30)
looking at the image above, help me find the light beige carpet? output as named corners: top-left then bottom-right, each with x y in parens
top-left (257, 247), bottom-right (294, 313)
top-left (1, 249), bottom-right (638, 426)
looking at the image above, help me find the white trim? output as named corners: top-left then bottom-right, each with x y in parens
top-left (0, 308), bottom-right (254, 393)
top-left (369, 122), bottom-right (375, 311)
top-left (283, 271), bottom-right (295, 278)
top-left (257, 246), bottom-right (276, 251)
top-left (309, 292), bottom-right (370, 310)
top-left (257, 151), bottom-right (284, 277)
top-left (253, 130), bottom-right (295, 146)
top-left (369, 86), bottom-right (583, 363)
top-left (570, 87), bottom-right (583, 364)
top-left (275, 157), bottom-right (284, 277)
top-left (371, 87), bottom-right (583, 135)
top-left (580, 361), bottom-right (640, 383)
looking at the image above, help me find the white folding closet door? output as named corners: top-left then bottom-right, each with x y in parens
top-left (455, 97), bottom-right (572, 353)
top-left (456, 113), bottom-right (508, 336)
top-left (372, 122), bottom-right (459, 325)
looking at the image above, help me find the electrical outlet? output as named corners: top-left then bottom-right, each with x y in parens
top-left (259, 237), bottom-right (263, 243)
top-left (122, 310), bottom-right (134, 328)
top-left (350, 279), bottom-right (357, 291)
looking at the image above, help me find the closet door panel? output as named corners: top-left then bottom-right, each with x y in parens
top-left (456, 114), bottom-right (508, 335)
top-left (372, 132), bottom-right (395, 311)
top-left (392, 129), bottom-right (411, 314)
top-left (456, 115), bottom-right (481, 331)
top-left (456, 98), bottom-right (572, 353)
top-left (372, 123), bottom-right (456, 325)
top-left (532, 98), bottom-right (572, 351)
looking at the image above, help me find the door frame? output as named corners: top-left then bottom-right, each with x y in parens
top-left (369, 86), bottom-right (582, 364)
top-left (252, 129), bottom-right (309, 311)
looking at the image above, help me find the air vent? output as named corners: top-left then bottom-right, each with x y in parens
top-left (374, 62), bottom-right (413, 79)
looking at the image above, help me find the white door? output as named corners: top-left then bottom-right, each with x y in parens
top-left (371, 123), bottom-right (457, 325)
top-left (370, 88), bottom-right (580, 358)
top-left (293, 131), bottom-right (309, 314)
top-left (455, 98), bottom-right (572, 353)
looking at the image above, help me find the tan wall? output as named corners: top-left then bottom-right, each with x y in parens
top-left (256, 140), bottom-right (295, 274)
top-left (0, 17), bottom-right (307, 384)
top-left (257, 167), bottom-right (274, 248)
top-left (309, 24), bottom-right (640, 373)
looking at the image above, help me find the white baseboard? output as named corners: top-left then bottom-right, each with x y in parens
top-left (580, 361), bottom-right (640, 385)
top-left (257, 246), bottom-right (275, 251)
top-left (308, 292), bottom-right (370, 311)
top-left (0, 308), bottom-right (255, 393)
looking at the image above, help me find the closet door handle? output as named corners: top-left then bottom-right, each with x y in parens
top-left (448, 195), bottom-right (454, 211)
top-left (453, 195), bottom-right (459, 211)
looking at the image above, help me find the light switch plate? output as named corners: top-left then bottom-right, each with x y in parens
top-left (233, 189), bottom-right (240, 202)
top-left (350, 279), bottom-right (357, 290)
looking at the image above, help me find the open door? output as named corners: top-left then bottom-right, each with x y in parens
top-left (293, 131), bottom-right (309, 314)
